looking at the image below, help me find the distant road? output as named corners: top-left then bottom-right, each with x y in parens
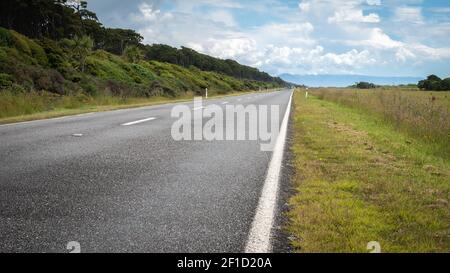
top-left (0, 90), bottom-right (293, 253)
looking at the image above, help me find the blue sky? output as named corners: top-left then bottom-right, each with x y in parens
top-left (88, 0), bottom-right (450, 78)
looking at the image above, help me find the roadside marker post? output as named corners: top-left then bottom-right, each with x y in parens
top-left (205, 88), bottom-right (208, 99)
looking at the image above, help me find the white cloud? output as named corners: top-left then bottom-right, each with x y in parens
top-left (328, 9), bottom-right (380, 23)
top-left (345, 28), bottom-right (403, 49)
top-left (125, 0), bottom-right (450, 76)
top-left (202, 37), bottom-right (257, 59)
top-left (298, 1), bottom-right (311, 12)
top-left (206, 10), bottom-right (237, 27)
top-left (366, 0), bottom-right (381, 6)
top-left (131, 3), bottom-right (173, 23)
top-left (394, 7), bottom-right (424, 24)
top-left (395, 47), bottom-right (415, 62)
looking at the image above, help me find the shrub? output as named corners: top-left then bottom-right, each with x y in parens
top-left (441, 78), bottom-right (450, 91)
top-left (80, 78), bottom-right (99, 96)
top-left (30, 68), bottom-right (65, 94)
top-left (0, 73), bottom-right (13, 88)
top-left (123, 45), bottom-right (143, 63)
top-left (0, 28), bottom-right (12, 47)
top-left (355, 82), bottom-right (377, 89)
top-left (38, 38), bottom-right (67, 70)
top-left (418, 75), bottom-right (449, 91)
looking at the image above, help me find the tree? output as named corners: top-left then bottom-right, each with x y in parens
top-left (101, 28), bottom-right (143, 55)
top-left (62, 35), bottom-right (93, 72)
top-left (418, 75), bottom-right (447, 91)
top-left (123, 45), bottom-right (143, 63)
top-left (356, 82), bottom-right (376, 89)
top-left (142, 44), bottom-right (287, 85)
top-left (441, 78), bottom-right (450, 91)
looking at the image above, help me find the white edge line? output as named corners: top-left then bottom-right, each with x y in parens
top-left (0, 112), bottom-right (94, 127)
top-left (245, 91), bottom-right (293, 253)
top-left (193, 106), bottom-right (205, 111)
top-left (121, 117), bottom-right (156, 126)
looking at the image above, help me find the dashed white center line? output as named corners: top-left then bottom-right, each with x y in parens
top-left (222, 102), bottom-right (229, 105)
top-left (121, 117), bottom-right (156, 126)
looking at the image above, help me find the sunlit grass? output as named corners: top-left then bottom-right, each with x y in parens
top-left (0, 89), bottom-right (269, 124)
top-left (309, 88), bottom-right (450, 160)
top-left (288, 91), bottom-right (450, 253)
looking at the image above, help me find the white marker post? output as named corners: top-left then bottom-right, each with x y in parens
top-left (205, 88), bottom-right (208, 99)
top-left (305, 92), bottom-right (308, 99)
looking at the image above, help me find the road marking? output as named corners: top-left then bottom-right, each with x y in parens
top-left (72, 133), bottom-right (83, 137)
top-left (121, 117), bottom-right (156, 126)
top-left (193, 106), bottom-right (205, 111)
top-left (222, 102), bottom-right (229, 105)
top-left (245, 91), bottom-right (293, 253)
top-left (0, 112), bottom-right (94, 127)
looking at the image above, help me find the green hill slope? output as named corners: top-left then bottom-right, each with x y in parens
top-left (0, 28), bottom-right (283, 120)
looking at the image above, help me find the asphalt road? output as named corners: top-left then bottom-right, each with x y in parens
top-left (0, 89), bottom-right (293, 253)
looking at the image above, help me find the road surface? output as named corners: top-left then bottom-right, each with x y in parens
top-left (0, 89), bottom-right (293, 253)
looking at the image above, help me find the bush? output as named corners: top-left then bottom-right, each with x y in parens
top-left (441, 78), bottom-right (450, 91)
top-left (355, 82), bottom-right (377, 89)
top-left (79, 78), bottom-right (99, 96)
top-left (0, 27), bottom-right (12, 47)
top-left (0, 73), bottom-right (13, 88)
top-left (30, 68), bottom-right (65, 94)
top-left (38, 38), bottom-right (68, 70)
top-left (418, 75), bottom-right (450, 91)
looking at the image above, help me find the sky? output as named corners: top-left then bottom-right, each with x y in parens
top-left (88, 0), bottom-right (450, 78)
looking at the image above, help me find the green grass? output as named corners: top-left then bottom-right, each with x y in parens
top-left (0, 27), bottom-right (284, 118)
top-left (0, 27), bottom-right (286, 124)
top-left (288, 91), bottom-right (450, 253)
top-left (309, 88), bottom-right (450, 160)
top-left (0, 89), bottom-right (274, 124)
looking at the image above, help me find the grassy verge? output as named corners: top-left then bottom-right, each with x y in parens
top-left (309, 88), bottom-right (450, 159)
top-left (287, 91), bottom-right (450, 253)
top-left (0, 89), bottom-right (273, 124)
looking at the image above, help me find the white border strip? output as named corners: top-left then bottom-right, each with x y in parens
top-left (245, 91), bottom-right (293, 253)
top-left (121, 117), bottom-right (156, 126)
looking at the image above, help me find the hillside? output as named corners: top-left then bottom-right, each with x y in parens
top-left (0, 0), bottom-right (287, 120)
top-left (0, 0), bottom-right (285, 87)
top-left (0, 27), bottom-right (280, 95)
top-left (0, 28), bottom-right (284, 120)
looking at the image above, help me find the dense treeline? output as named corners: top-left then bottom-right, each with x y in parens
top-left (144, 44), bottom-right (285, 84)
top-left (0, 27), bottom-right (280, 97)
top-left (418, 75), bottom-right (450, 91)
top-left (0, 0), bottom-right (285, 85)
top-left (352, 82), bottom-right (377, 89)
top-left (0, 0), bottom-right (143, 54)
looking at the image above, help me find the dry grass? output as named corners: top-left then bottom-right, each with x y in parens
top-left (288, 91), bottom-right (450, 253)
top-left (0, 89), bottom-right (270, 124)
top-left (309, 88), bottom-right (450, 159)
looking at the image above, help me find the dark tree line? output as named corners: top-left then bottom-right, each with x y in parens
top-left (0, 0), bottom-right (286, 85)
top-left (144, 45), bottom-right (285, 84)
top-left (351, 82), bottom-right (377, 89)
top-left (418, 75), bottom-right (450, 91)
top-left (0, 0), bottom-right (143, 54)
